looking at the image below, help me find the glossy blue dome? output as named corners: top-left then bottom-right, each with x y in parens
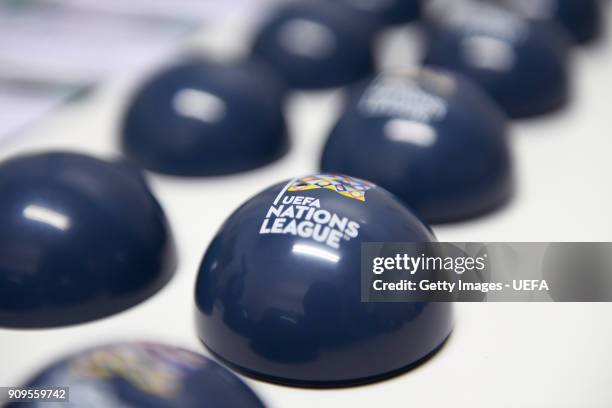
top-left (334, 0), bottom-right (422, 28)
top-left (502, 0), bottom-right (603, 44)
top-left (0, 152), bottom-right (176, 328)
top-left (6, 342), bottom-right (265, 408)
top-left (321, 69), bottom-right (513, 224)
top-left (423, 2), bottom-right (572, 118)
top-left (252, 2), bottom-right (375, 89)
top-left (122, 59), bottom-right (289, 176)
top-left (195, 175), bottom-right (452, 387)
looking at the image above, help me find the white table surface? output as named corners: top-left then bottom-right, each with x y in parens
top-left (1, 4), bottom-right (612, 407)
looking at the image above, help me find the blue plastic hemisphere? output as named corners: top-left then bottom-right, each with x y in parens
top-left (423, 3), bottom-right (572, 118)
top-left (502, 0), bottom-right (603, 44)
top-left (335, 0), bottom-right (422, 28)
top-left (122, 59), bottom-right (289, 176)
top-left (0, 152), bottom-right (176, 328)
top-left (4, 342), bottom-right (265, 407)
top-left (195, 175), bottom-right (453, 387)
top-left (321, 69), bottom-right (513, 224)
top-left (252, 2), bottom-right (376, 89)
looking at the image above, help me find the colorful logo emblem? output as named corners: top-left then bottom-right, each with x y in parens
top-left (287, 175), bottom-right (374, 202)
top-left (69, 343), bottom-right (207, 398)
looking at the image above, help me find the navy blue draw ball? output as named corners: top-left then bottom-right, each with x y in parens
top-left (501, 0), bottom-right (603, 44)
top-left (252, 1), bottom-right (375, 89)
top-left (423, 2), bottom-right (572, 118)
top-left (321, 69), bottom-right (513, 224)
top-left (195, 174), bottom-right (453, 387)
top-left (335, 0), bottom-right (422, 28)
top-left (0, 152), bottom-right (176, 328)
top-left (5, 342), bottom-right (265, 408)
top-left (122, 59), bottom-right (288, 176)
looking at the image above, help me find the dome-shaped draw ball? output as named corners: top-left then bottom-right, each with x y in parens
top-left (195, 174), bottom-right (453, 387)
top-left (334, 0), bottom-right (422, 29)
top-left (122, 58), bottom-right (289, 176)
top-left (252, 1), bottom-right (376, 89)
top-left (423, 1), bottom-right (572, 118)
top-left (501, 0), bottom-right (603, 44)
top-left (321, 69), bottom-right (513, 224)
top-left (0, 152), bottom-right (176, 328)
top-left (5, 342), bottom-right (265, 408)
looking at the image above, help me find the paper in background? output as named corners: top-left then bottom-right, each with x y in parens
top-left (0, 0), bottom-right (275, 142)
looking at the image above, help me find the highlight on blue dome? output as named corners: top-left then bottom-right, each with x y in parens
top-left (252, 1), bottom-right (375, 89)
top-left (321, 68), bottom-right (513, 224)
top-left (423, 0), bottom-right (572, 118)
top-left (0, 152), bottom-right (176, 328)
top-left (195, 174), bottom-right (453, 387)
top-left (122, 58), bottom-right (289, 176)
top-left (5, 342), bottom-right (265, 408)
